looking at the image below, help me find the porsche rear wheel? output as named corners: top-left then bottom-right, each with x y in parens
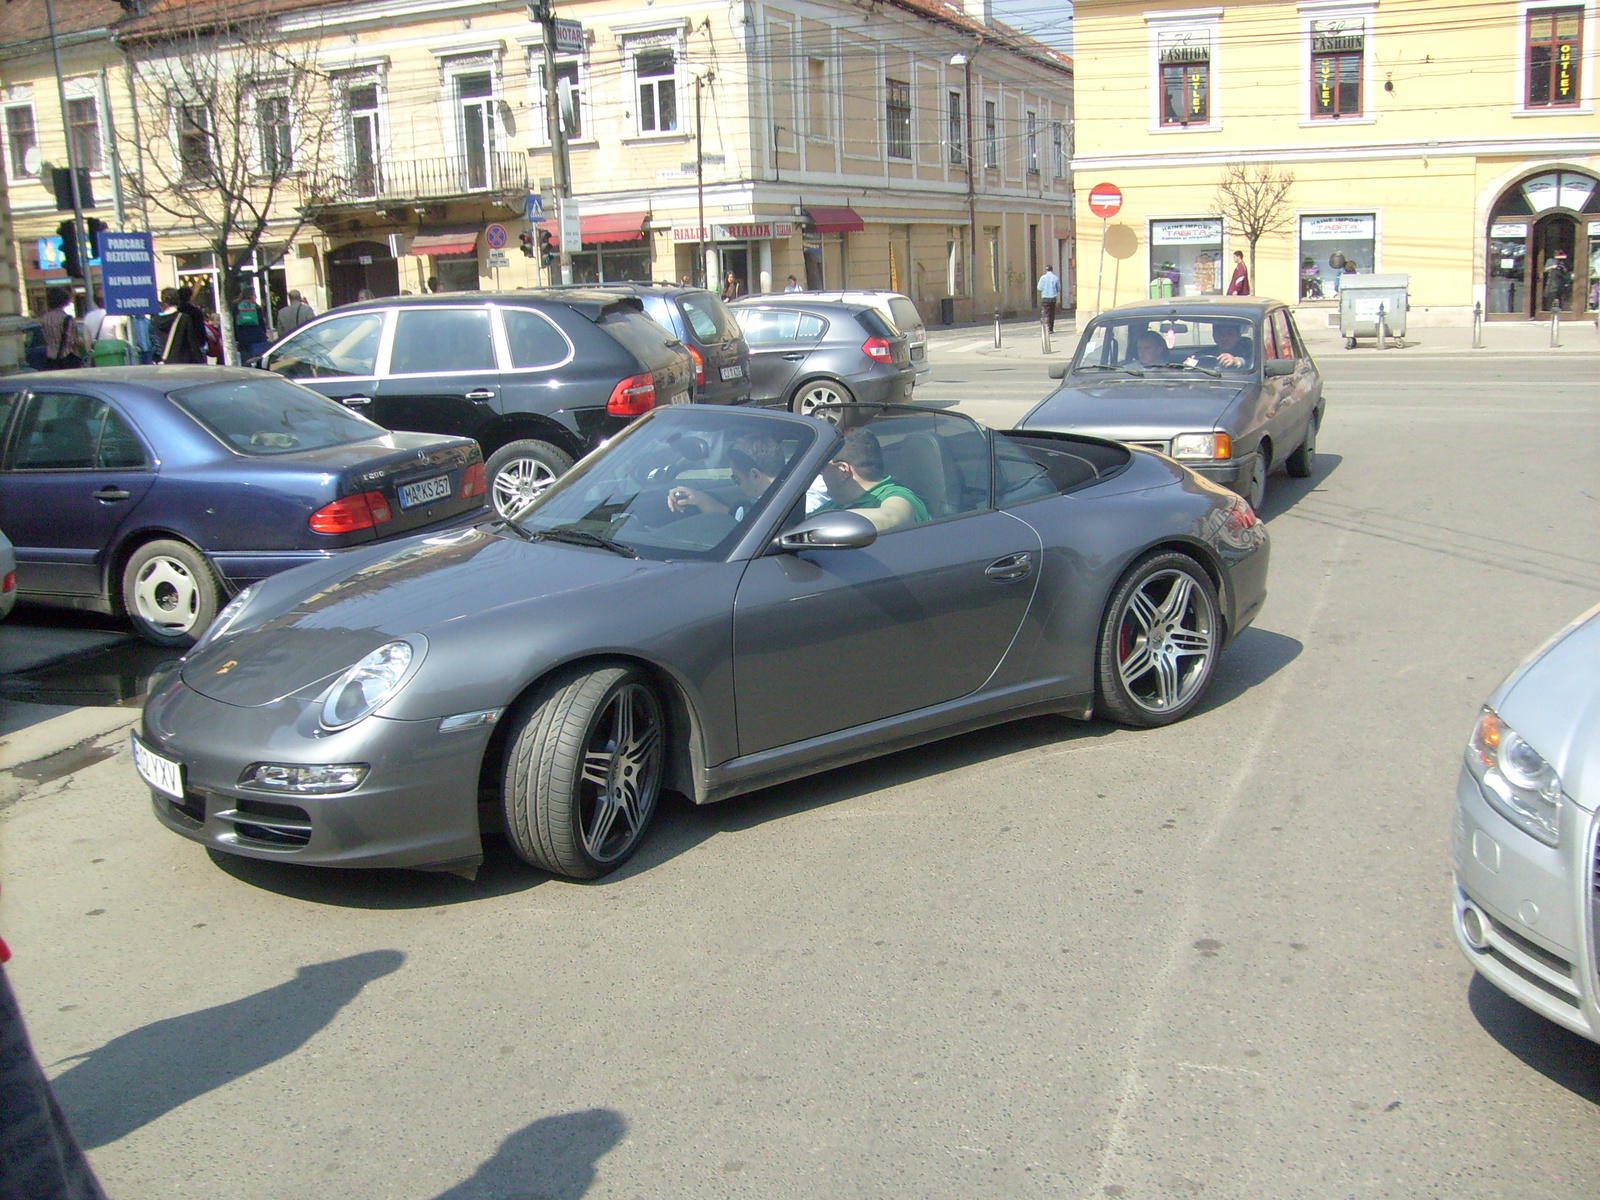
top-left (1095, 553), bottom-right (1220, 728)
top-left (502, 666), bottom-right (665, 879)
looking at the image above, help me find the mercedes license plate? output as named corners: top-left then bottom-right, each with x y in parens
top-left (720, 364), bottom-right (746, 381)
top-left (131, 733), bottom-right (184, 799)
top-left (398, 474), bottom-right (451, 510)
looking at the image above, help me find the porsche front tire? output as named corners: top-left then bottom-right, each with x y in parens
top-left (502, 666), bottom-right (665, 880)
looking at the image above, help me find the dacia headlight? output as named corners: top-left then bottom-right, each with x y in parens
top-left (1467, 707), bottom-right (1563, 846)
top-left (319, 640), bottom-right (422, 730)
top-left (1171, 432), bottom-right (1232, 461)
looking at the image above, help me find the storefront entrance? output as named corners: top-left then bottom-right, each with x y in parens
top-left (1485, 169), bottom-right (1597, 319)
top-left (327, 241), bottom-right (399, 307)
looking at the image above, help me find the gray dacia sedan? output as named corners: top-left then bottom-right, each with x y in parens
top-left (1019, 297), bottom-right (1324, 512)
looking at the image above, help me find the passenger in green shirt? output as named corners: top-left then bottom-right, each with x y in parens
top-left (816, 427), bottom-right (930, 531)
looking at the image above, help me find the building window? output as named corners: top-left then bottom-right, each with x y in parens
top-left (1311, 18), bottom-right (1364, 118)
top-left (1026, 111), bottom-right (1039, 174)
top-left (1526, 7), bottom-right (1583, 107)
top-left (343, 81), bottom-right (381, 197)
top-left (4, 105), bottom-right (37, 179)
top-left (636, 48), bottom-right (678, 133)
top-left (948, 90), bottom-right (963, 165)
top-left (807, 57), bottom-right (828, 138)
top-left (66, 97), bottom-right (101, 172)
top-left (178, 104), bottom-right (213, 183)
top-left (1299, 213), bottom-right (1377, 296)
top-left (986, 225), bottom-right (1000, 292)
top-left (258, 93), bottom-right (292, 174)
top-left (453, 70), bottom-right (496, 188)
top-left (886, 78), bottom-right (911, 159)
top-left (1159, 31), bottom-right (1211, 126)
top-left (1149, 219), bottom-right (1224, 296)
top-left (552, 61), bottom-right (582, 139)
top-left (1052, 121), bottom-right (1065, 177)
top-left (984, 99), bottom-right (997, 167)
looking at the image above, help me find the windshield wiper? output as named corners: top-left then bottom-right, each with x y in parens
top-left (1076, 364), bottom-right (1145, 377)
top-left (528, 526), bottom-right (639, 558)
top-left (1151, 362), bottom-right (1223, 378)
top-left (489, 517), bottom-right (538, 541)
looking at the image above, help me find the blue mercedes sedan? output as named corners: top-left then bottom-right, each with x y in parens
top-left (0, 367), bottom-right (487, 645)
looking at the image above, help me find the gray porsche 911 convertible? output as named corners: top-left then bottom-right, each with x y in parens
top-left (137, 403), bottom-right (1270, 881)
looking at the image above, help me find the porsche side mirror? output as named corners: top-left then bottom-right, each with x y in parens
top-left (1263, 359), bottom-right (1295, 377)
top-left (776, 509), bottom-right (877, 551)
top-left (1047, 364), bottom-right (1068, 379)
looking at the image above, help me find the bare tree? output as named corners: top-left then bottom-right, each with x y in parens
top-left (1214, 162), bottom-right (1296, 292)
top-left (118, 2), bottom-right (339, 364)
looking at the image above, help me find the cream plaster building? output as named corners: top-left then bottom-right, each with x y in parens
top-left (1, 0), bottom-right (1073, 330)
top-left (1071, 0), bottom-right (1600, 325)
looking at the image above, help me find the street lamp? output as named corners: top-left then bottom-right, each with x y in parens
top-left (950, 44), bottom-right (981, 302)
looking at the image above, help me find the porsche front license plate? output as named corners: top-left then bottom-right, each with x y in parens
top-left (399, 474), bottom-right (452, 509)
top-left (131, 734), bottom-right (184, 799)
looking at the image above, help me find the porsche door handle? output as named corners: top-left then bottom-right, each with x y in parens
top-left (92, 487), bottom-right (131, 502)
top-left (465, 389), bottom-right (497, 401)
top-left (984, 553), bottom-right (1034, 582)
top-left (781, 352), bottom-right (808, 361)
top-left (339, 394), bottom-right (373, 406)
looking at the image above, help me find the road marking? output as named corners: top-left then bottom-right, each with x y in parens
top-left (1090, 522), bottom-right (1348, 1199)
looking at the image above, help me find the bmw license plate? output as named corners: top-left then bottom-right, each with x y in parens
top-left (131, 733), bottom-right (183, 799)
top-left (398, 474), bottom-right (451, 510)
top-left (719, 364), bottom-right (746, 381)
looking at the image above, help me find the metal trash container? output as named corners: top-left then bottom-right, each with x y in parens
top-left (1338, 274), bottom-right (1409, 347)
top-left (939, 297), bottom-right (955, 326)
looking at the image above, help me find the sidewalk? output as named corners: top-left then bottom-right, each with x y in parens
top-left (926, 311), bottom-right (1600, 362)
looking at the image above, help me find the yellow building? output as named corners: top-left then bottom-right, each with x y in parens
top-left (2, 0), bottom-right (1074, 335)
top-left (1072, 0), bottom-right (1599, 325)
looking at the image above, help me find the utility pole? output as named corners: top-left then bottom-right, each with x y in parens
top-left (953, 41), bottom-right (982, 303)
top-left (45, 0), bottom-right (92, 300)
top-left (694, 72), bottom-right (715, 289)
top-left (533, 0), bottom-right (573, 284)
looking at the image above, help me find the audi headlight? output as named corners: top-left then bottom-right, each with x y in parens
top-left (1171, 432), bottom-right (1233, 461)
top-left (192, 584), bottom-right (258, 654)
top-left (1467, 708), bottom-right (1563, 846)
top-left (320, 640), bottom-right (420, 730)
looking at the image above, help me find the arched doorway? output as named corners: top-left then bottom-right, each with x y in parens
top-left (1485, 169), bottom-right (1598, 319)
top-left (326, 241), bottom-right (400, 308)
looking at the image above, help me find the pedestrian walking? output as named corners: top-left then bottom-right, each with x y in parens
top-left (80, 292), bottom-right (107, 346)
top-left (276, 290), bottom-right (315, 335)
top-left (721, 271), bottom-right (744, 302)
top-left (1036, 265), bottom-right (1061, 333)
top-left (1542, 250), bottom-right (1572, 312)
top-left (1227, 250), bottom-right (1250, 296)
top-left (35, 287), bottom-right (87, 370)
top-left (233, 293), bottom-right (270, 359)
top-left (151, 287), bottom-right (207, 364)
top-left (784, 275), bottom-right (802, 293)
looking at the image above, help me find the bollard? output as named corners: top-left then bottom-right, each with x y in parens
top-left (993, 310), bottom-right (1003, 349)
top-left (1039, 314), bottom-right (1052, 355)
top-left (1472, 301), bottom-right (1484, 350)
top-left (1550, 305), bottom-right (1561, 348)
top-left (1377, 303), bottom-right (1387, 350)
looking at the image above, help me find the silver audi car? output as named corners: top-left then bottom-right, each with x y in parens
top-left (1453, 602), bottom-right (1600, 1041)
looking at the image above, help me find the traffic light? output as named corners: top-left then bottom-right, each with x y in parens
top-left (57, 219), bottom-right (80, 279)
top-left (518, 229), bottom-right (535, 258)
top-left (537, 226), bottom-right (557, 267)
top-left (86, 218), bottom-right (106, 260)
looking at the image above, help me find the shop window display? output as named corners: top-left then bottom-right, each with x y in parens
top-left (1298, 214), bottom-right (1375, 294)
top-left (1149, 219), bottom-right (1223, 296)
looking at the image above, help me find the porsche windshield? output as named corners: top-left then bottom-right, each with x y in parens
top-left (508, 410), bottom-right (819, 561)
top-left (1072, 315), bottom-right (1259, 376)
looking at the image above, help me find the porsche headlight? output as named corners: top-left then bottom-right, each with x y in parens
top-left (192, 584), bottom-right (257, 654)
top-left (320, 640), bottom-right (419, 730)
top-left (1171, 432), bottom-right (1233, 461)
top-left (1467, 708), bottom-right (1563, 846)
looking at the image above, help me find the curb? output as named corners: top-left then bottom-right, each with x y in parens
top-left (0, 705), bottom-right (140, 773)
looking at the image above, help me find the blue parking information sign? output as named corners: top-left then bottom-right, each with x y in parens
top-left (100, 231), bottom-right (160, 314)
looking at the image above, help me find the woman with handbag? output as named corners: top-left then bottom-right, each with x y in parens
top-left (150, 288), bottom-right (207, 364)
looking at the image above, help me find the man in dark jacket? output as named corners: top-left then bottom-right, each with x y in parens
top-left (36, 287), bottom-right (86, 370)
top-left (1542, 251), bottom-right (1572, 311)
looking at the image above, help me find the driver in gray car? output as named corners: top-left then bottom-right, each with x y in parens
top-left (1187, 320), bottom-right (1254, 370)
top-left (667, 434), bottom-right (785, 521)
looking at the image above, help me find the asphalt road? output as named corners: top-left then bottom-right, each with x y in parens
top-left (2, 348), bottom-right (1599, 1199)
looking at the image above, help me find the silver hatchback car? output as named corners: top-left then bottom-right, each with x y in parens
top-left (1453, 601), bottom-right (1600, 1041)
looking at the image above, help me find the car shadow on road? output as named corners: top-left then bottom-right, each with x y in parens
top-left (207, 836), bottom-right (545, 908)
top-left (1201, 626), bottom-right (1304, 712)
top-left (1258, 452), bottom-right (1343, 521)
top-left (49, 949), bottom-right (403, 1148)
top-left (1468, 974), bottom-right (1600, 1105)
top-left (428, 1108), bottom-right (627, 1199)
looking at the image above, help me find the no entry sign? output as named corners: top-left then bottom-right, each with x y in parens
top-left (1087, 183), bottom-right (1123, 219)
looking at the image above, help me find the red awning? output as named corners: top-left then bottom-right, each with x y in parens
top-left (533, 210), bottom-right (651, 245)
top-left (806, 206), bottom-right (865, 233)
top-left (410, 229), bottom-right (479, 256)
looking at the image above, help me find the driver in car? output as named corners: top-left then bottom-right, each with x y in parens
top-left (1186, 321), bottom-right (1254, 370)
top-left (667, 434), bottom-right (785, 521)
top-left (813, 427), bottom-right (929, 532)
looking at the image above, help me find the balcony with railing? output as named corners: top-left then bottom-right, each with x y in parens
top-left (311, 152), bottom-right (529, 210)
